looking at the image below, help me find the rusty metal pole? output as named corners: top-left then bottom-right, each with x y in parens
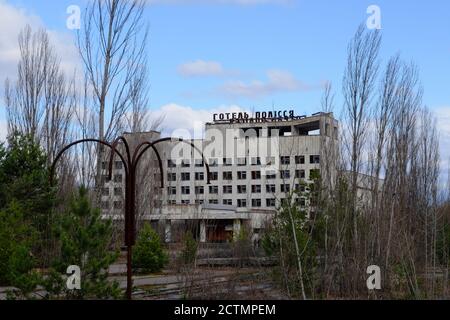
top-left (125, 170), bottom-right (133, 300)
top-left (51, 137), bottom-right (210, 301)
top-left (125, 162), bottom-right (137, 300)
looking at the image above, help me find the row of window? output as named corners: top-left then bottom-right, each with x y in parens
top-left (102, 169), bottom-right (319, 184)
top-left (168, 169), bottom-right (319, 182)
top-left (101, 196), bottom-right (308, 209)
top-left (166, 197), bottom-right (307, 208)
top-left (101, 161), bottom-right (123, 170)
top-left (167, 155), bottom-right (320, 168)
top-left (167, 183), bottom-right (308, 195)
top-left (102, 187), bottom-right (123, 197)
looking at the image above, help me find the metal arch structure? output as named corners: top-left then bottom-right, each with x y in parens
top-left (50, 136), bottom-right (211, 300)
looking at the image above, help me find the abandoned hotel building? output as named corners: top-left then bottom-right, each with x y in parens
top-left (101, 111), bottom-right (339, 244)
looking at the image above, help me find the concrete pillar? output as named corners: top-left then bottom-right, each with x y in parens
top-left (164, 220), bottom-right (171, 243)
top-left (233, 219), bottom-right (241, 241)
top-left (200, 220), bottom-right (206, 243)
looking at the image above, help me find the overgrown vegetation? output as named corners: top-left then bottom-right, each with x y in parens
top-left (43, 187), bottom-right (121, 299)
top-left (132, 223), bottom-right (168, 274)
top-left (179, 231), bottom-right (198, 266)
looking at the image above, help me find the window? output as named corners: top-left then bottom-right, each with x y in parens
top-left (266, 184), bottom-right (276, 193)
top-left (168, 173), bottom-right (176, 182)
top-left (181, 159), bottom-right (190, 167)
top-left (223, 185), bottom-right (233, 194)
top-left (101, 162), bottom-right (107, 170)
top-left (237, 171), bottom-right (247, 180)
top-left (195, 199), bottom-right (204, 205)
top-left (168, 159), bottom-right (176, 168)
top-left (295, 184), bottom-right (306, 192)
top-left (251, 199), bottom-right (261, 208)
top-left (310, 155), bottom-right (320, 164)
top-left (114, 174), bottom-right (122, 183)
top-left (114, 187), bottom-right (122, 196)
top-left (181, 172), bottom-right (190, 181)
top-left (167, 187), bottom-right (176, 195)
top-left (167, 200), bottom-right (176, 205)
top-left (114, 201), bottom-right (122, 209)
top-left (280, 170), bottom-right (290, 179)
top-left (266, 198), bottom-right (276, 207)
top-left (223, 199), bottom-right (233, 206)
top-left (101, 201), bottom-right (110, 209)
top-left (102, 188), bottom-right (109, 196)
top-left (195, 159), bottom-right (204, 167)
top-left (265, 171), bottom-right (276, 180)
top-left (237, 185), bottom-right (247, 194)
top-left (237, 199), bottom-right (247, 208)
top-left (101, 175), bottom-right (110, 184)
top-left (195, 186), bottom-right (204, 195)
top-left (281, 184), bottom-right (290, 193)
top-left (209, 185), bottom-right (219, 194)
top-left (115, 161), bottom-right (123, 170)
top-left (298, 198), bottom-right (306, 207)
top-left (223, 158), bottom-right (232, 166)
top-left (252, 185), bottom-right (261, 193)
top-left (281, 156), bottom-right (290, 165)
top-left (251, 171), bottom-right (261, 180)
top-left (195, 172), bottom-right (204, 181)
top-left (209, 172), bottom-right (218, 181)
top-left (181, 186), bottom-right (190, 195)
top-left (209, 158), bottom-right (218, 167)
top-left (181, 200), bottom-right (190, 205)
top-left (295, 156), bottom-right (305, 165)
top-left (251, 157), bottom-right (261, 166)
top-left (237, 157), bottom-right (247, 166)
top-left (209, 199), bottom-right (219, 204)
top-left (223, 171), bottom-right (233, 180)
top-left (295, 170), bottom-right (306, 179)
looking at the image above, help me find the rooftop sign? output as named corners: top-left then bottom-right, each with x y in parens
top-left (213, 110), bottom-right (306, 124)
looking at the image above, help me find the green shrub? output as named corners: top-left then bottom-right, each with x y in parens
top-left (132, 223), bottom-right (168, 273)
top-left (45, 187), bottom-right (121, 299)
top-left (0, 201), bottom-right (41, 298)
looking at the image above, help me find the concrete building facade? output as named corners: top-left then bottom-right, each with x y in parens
top-left (101, 111), bottom-right (339, 244)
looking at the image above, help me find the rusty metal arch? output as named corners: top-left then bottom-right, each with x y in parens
top-left (50, 138), bottom-right (129, 185)
top-left (134, 137), bottom-right (212, 185)
top-left (50, 135), bottom-right (212, 300)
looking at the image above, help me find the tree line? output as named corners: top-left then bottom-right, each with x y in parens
top-left (263, 25), bottom-right (449, 299)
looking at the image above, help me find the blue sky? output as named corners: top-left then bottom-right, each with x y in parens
top-left (0, 0), bottom-right (449, 171)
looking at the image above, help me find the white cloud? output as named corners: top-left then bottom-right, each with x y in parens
top-left (0, 1), bottom-right (80, 88)
top-left (152, 103), bottom-right (249, 138)
top-left (147, 0), bottom-right (289, 5)
top-left (218, 69), bottom-right (322, 98)
top-left (178, 60), bottom-right (225, 77)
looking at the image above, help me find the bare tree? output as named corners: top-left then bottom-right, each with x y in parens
top-left (368, 55), bottom-right (400, 260)
top-left (78, 0), bottom-right (148, 193)
top-left (4, 25), bottom-right (75, 165)
top-left (342, 25), bottom-right (381, 248)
